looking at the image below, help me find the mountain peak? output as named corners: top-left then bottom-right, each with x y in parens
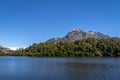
top-left (46, 28), bottom-right (111, 42)
top-left (69, 28), bottom-right (82, 32)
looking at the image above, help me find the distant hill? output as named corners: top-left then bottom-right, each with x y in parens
top-left (0, 45), bottom-right (12, 53)
top-left (47, 28), bottom-right (110, 42)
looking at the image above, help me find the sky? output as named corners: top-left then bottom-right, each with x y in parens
top-left (0, 0), bottom-right (120, 48)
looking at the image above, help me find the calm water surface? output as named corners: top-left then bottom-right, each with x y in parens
top-left (0, 56), bottom-right (120, 80)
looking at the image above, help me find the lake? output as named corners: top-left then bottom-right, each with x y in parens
top-left (0, 57), bottom-right (120, 80)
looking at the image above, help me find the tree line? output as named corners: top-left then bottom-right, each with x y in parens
top-left (9, 38), bottom-right (120, 57)
top-left (0, 38), bottom-right (120, 57)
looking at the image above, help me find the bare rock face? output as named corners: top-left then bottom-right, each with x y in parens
top-left (92, 32), bottom-right (110, 39)
top-left (63, 28), bottom-right (87, 41)
top-left (46, 28), bottom-right (111, 42)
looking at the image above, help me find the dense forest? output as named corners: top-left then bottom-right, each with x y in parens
top-left (7, 38), bottom-right (120, 57)
top-left (0, 38), bottom-right (120, 57)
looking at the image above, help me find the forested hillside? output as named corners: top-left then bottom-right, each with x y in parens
top-left (13, 38), bottom-right (120, 57)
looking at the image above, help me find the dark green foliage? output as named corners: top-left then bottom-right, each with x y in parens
top-left (1, 38), bottom-right (120, 57)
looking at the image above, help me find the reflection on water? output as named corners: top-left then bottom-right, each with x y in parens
top-left (0, 57), bottom-right (120, 80)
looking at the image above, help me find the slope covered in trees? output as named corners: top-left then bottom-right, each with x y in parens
top-left (12, 38), bottom-right (120, 57)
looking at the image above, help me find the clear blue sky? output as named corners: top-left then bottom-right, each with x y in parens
top-left (0, 0), bottom-right (120, 47)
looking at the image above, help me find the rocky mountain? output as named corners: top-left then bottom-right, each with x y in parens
top-left (0, 45), bottom-right (12, 53)
top-left (47, 28), bottom-right (110, 42)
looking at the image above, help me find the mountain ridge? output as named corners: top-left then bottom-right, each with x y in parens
top-left (47, 28), bottom-right (110, 42)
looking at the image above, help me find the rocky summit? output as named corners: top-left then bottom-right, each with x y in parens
top-left (47, 28), bottom-right (110, 42)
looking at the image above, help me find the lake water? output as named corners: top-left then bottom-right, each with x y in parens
top-left (0, 57), bottom-right (120, 80)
